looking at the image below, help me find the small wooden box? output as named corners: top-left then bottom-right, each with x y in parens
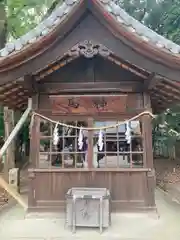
top-left (66, 187), bottom-right (111, 233)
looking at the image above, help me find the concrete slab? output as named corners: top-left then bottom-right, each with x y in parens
top-left (0, 189), bottom-right (180, 240)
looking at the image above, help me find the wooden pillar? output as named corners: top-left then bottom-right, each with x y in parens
top-left (87, 118), bottom-right (93, 168)
top-left (29, 115), bottom-right (40, 168)
top-left (142, 93), bottom-right (153, 168)
top-left (142, 93), bottom-right (155, 207)
top-left (3, 107), bottom-right (15, 179)
top-left (142, 114), bottom-right (153, 168)
top-left (29, 94), bottom-right (39, 167)
top-left (28, 95), bottom-right (40, 209)
top-left (29, 95), bottom-right (40, 167)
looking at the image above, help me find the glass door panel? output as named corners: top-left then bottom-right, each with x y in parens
top-left (38, 119), bottom-right (88, 168)
top-left (93, 120), bottom-right (143, 168)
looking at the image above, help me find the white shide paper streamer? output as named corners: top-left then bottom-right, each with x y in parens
top-left (98, 129), bottom-right (104, 151)
top-left (125, 121), bottom-right (131, 144)
top-left (78, 127), bottom-right (84, 150)
top-left (53, 123), bottom-right (59, 146)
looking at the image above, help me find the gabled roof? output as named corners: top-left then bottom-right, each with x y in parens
top-left (1, 0), bottom-right (180, 64)
top-left (0, 0), bottom-right (180, 112)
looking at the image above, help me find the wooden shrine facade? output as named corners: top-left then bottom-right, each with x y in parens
top-left (28, 64), bottom-right (155, 212)
top-left (0, 0), bottom-right (180, 212)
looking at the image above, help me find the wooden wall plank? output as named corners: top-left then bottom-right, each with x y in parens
top-left (28, 169), bottom-right (153, 212)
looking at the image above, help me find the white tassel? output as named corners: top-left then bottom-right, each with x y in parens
top-left (53, 123), bottom-right (59, 146)
top-left (125, 121), bottom-right (131, 144)
top-left (98, 130), bottom-right (103, 151)
top-left (78, 127), bottom-right (83, 150)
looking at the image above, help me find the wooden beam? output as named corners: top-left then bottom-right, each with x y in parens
top-left (38, 81), bottom-right (144, 93)
top-left (36, 109), bottom-right (147, 121)
top-left (143, 74), bottom-right (163, 90)
top-left (21, 75), bottom-right (39, 94)
top-left (148, 75), bottom-right (163, 90)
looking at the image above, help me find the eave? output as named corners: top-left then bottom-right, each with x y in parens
top-left (0, 0), bottom-right (180, 112)
top-left (0, 0), bottom-right (180, 73)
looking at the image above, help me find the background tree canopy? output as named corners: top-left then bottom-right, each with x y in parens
top-left (0, 0), bottom-right (180, 154)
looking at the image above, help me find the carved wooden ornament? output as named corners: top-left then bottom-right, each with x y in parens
top-left (68, 40), bottom-right (110, 58)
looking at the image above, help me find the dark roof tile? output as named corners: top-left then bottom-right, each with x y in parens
top-left (1, 0), bottom-right (180, 58)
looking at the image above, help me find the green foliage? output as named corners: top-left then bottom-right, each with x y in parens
top-left (6, 0), bottom-right (59, 39)
top-left (1, 0), bottom-right (180, 153)
top-left (117, 0), bottom-right (157, 22)
top-left (145, 0), bottom-right (180, 44)
top-left (119, 0), bottom-right (180, 152)
top-left (146, 1), bottom-right (180, 145)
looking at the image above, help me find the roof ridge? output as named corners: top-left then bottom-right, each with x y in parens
top-left (0, 0), bottom-right (180, 59)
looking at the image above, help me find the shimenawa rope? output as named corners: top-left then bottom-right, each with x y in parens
top-left (31, 110), bottom-right (155, 130)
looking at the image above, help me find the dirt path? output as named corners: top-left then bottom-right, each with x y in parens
top-left (0, 189), bottom-right (180, 239)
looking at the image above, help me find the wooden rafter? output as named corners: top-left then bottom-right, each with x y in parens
top-left (106, 55), bottom-right (148, 79)
top-left (158, 82), bottom-right (180, 97)
top-left (35, 56), bottom-right (78, 81)
top-left (0, 87), bottom-right (23, 99)
top-left (0, 84), bottom-right (20, 96)
top-left (151, 93), bottom-right (173, 105)
top-left (162, 78), bottom-right (180, 89)
top-left (143, 74), bottom-right (163, 90)
top-left (152, 87), bottom-right (180, 102)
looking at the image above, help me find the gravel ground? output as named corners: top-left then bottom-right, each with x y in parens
top-left (154, 158), bottom-right (180, 190)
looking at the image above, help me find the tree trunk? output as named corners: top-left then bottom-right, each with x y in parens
top-left (0, 2), bottom-right (7, 48)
